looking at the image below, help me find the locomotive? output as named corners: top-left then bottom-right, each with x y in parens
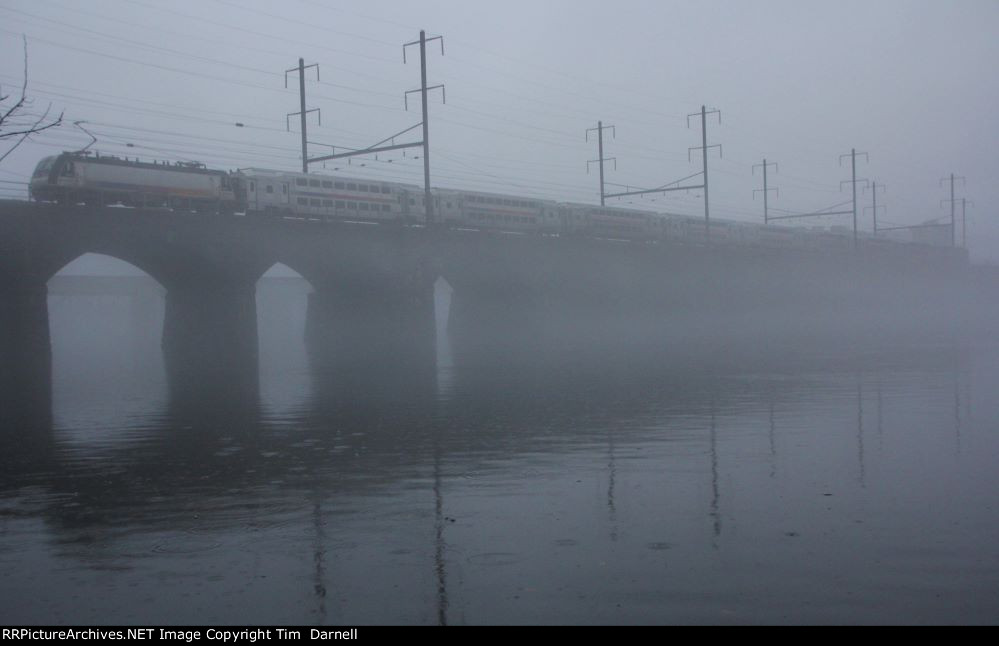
top-left (30, 152), bottom-right (240, 214)
top-left (28, 151), bottom-right (956, 260)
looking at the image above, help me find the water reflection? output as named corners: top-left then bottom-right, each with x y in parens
top-left (857, 376), bottom-right (866, 489)
top-left (0, 281), bottom-right (996, 624)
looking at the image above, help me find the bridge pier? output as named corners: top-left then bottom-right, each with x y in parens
top-left (161, 282), bottom-right (259, 394)
top-left (447, 280), bottom-right (670, 359)
top-left (447, 286), bottom-right (552, 356)
top-left (305, 281), bottom-right (437, 398)
top-left (0, 280), bottom-right (52, 427)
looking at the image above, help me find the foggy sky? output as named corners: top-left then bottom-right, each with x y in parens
top-left (2, 0), bottom-right (998, 263)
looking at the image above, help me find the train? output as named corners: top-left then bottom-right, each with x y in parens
top-left (30, 152), bottom-right (239, 214)
top-left (28, 151), bottom-right (958, 260)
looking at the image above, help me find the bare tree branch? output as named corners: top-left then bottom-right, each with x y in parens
top-left (0, 35), bottom-right (63, 162)
top-left (0, 106), bottom-right (63, 140)
top-left (0, 37), bottom-right (30, 130)
top-left (0, 105), bottom-right (57, 164)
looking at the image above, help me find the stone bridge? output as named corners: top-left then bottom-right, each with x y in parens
top-left (0, 200), bottom-right (975, 419)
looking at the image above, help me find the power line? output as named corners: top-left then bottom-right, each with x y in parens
top-left (960, 198), bottom-right (974, 249)
top-left (753, 159), bottom-right (779, 224)
top-left (865, 181), bottom-right (886, 234)
top-left (687, 106), bottom-right (722, 240)
top-left (285, 58), bottom-right (320, 174)
top-left (122, 0), bottom-right (398, 65)
top-left (839, 149), bottom-right (870, 244)
top-left (586, 122), bottom-right (615, 206)
top-left (940, 173), bottom-right (966, 248)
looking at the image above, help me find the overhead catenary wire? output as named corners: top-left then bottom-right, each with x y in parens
top-left (0, 3), bottom-right (966, 234)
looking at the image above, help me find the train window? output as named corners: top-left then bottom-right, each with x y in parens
top-left (348, 201), bottom-right (358, 210)
top-left (335, 182), bottom-right (345, 189)
top-left (309, 180), bottom-right (320, 188)
top-left (359, 185), bottom-right (369, 192)
top-left (35, 157), bottom-right (54, 175)
top-left (347, 183), bottom-right (357, 190)
top-left (381, 186), bottom-right (390, 194)
top-left (61, 162), bottom-right (75, 176)
top-left (382, 205), bottom-right (391, 212)
top-left (282, 185), bottom-right (288, 194)
top-left (409, 198), bottom-right (415, 205)
top-left (297, 198), bottom-right (308, 205)
top-left (310, 198), bottom-right (321, 206)
top-left (266, 185), bottom-right (273, 194)
top-left (323, 200), bottom-right (333, 207)
top-left (359, 203), bottom-right (369, 211)
top-left (322, 181), bottom-right (333, 189)
top-left (447, 202), bottom-right (452, 208)
top-left (296, 178), bottom-right (308, 186)
top-left (335, 201), bottom-right (345, 209)
top-left (249, 182), bottom-right (255, 192)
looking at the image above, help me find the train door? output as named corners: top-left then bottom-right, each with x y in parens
top-left (399, 191), bottom-right (410, 221)
top-left (542, 206), bottom-right (558, 234)
top-left (437, 192), bottom-right (458, 226)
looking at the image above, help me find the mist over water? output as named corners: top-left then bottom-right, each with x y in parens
top-left (1, 0), bottom-right (998, 627)
top-left (0, 275), bottom-right (996, 625)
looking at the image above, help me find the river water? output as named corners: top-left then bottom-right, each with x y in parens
top-left (0, 277), bottom-right (997, 625)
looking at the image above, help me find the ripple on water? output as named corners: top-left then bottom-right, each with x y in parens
top-left (151, 536), bottom-right (223, 555)
top-left (466, 552), bottom-right (522, 567)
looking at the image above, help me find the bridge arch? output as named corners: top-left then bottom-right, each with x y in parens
top-left (40, 245), bottom-right (177, 290)
top-left (46, 253), bottom-right (167, 393)
top-left (255, 262), bottom-right (315, 357)
top-left (252, 258), bottom-right (322, 295)
top-left (255, 263), bottom-right (315, 415)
